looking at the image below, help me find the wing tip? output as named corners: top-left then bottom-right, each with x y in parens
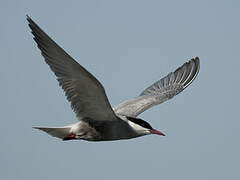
top-left (26, 14), bottom-right (30, 20)
top-left (183, 56), bottom-right (200, 88)
top-left (140, 56), bottom-right (200, 96)
top-left (26, 15), bottom-right (34, 25)
top-left (192, 56), bottom-right (200, 71)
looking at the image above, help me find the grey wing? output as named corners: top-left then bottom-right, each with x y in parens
top-left (113, 57), bottom-right (200, 117)
top-left (27, 16), bottom-right (117, 121)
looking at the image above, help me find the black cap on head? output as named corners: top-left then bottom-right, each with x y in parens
top-left (126, 117), bottom-right (153, 129)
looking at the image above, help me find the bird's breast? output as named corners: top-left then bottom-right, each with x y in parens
top-left (76, 118), bottom-right (138, 141)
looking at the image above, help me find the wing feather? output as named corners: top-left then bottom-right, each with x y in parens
top-left (27, 16), bottom-right (117, 121)
top-left (113, 57), bottom-right (200, 117)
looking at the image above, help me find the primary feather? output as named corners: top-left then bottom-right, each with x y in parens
top-left (27, 16), bottom-right (117, 121)
top-left (113, 57), bottom-right (200, 117)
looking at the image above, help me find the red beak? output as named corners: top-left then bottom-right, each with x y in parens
top-left (150, 129), bottom-right (165, 136)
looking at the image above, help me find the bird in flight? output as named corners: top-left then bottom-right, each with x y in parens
top-left (27, 16), bottom-right (200, 142)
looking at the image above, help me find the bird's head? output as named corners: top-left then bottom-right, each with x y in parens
top-left (126, 117), bottom-right (165, 136)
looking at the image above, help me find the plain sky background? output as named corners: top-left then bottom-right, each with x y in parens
top-left (1, 0), bottom-right (239, 179)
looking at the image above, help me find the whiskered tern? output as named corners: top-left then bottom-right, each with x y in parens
top-left (27, 16), bottom-right (200, 141)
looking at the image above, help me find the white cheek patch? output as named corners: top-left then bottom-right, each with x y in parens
top-left (128, 120), bottom-right (143, 130)
top-left (127, 120), bottom-right (149, 135)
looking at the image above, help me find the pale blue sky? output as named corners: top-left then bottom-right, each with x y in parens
top-left (1, 0), bottom-right (240, 179)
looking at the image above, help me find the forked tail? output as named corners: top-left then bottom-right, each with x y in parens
top-left (33, 126), bottom-right (71, 140)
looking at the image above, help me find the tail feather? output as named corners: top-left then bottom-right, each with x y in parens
top-left (33, 126), bottom-right (71, 139)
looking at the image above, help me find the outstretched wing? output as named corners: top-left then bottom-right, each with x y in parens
top-left (113, 57), bottom-right (200, 117)
top-left (27, 16), bottom-right (117, 121)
